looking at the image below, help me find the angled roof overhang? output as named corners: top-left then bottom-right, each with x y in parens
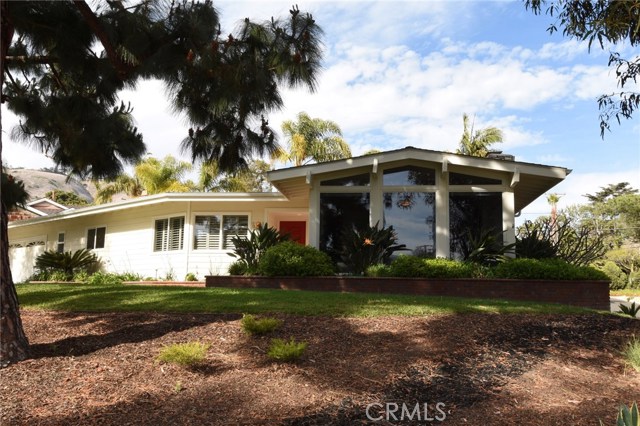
top-left (267, 146), bottom-right (571, 213)
top-left (8, 192), bottom-right (288, 228)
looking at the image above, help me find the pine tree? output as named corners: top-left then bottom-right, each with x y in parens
top-left (0, 1), bottom-right (323, 365)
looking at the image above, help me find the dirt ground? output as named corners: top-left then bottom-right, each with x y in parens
top-left (1, 310), bottom-right (639, 425)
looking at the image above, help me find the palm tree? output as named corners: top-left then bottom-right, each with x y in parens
top-left (456, 113), bottom-right (504, 157)
top-left (198, 159), bottom-right (271, 192)
top-left (95, 156), bottom-right (194, 204)
top-left (274, 112), bottom-right (351, 166)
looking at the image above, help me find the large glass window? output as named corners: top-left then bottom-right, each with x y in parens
top-left (383, 166), bottom-right (435, 186)
top-left (319, 193), bottom-right (370, 261)
top-left (449, 193), bottom-right (502, 260)
top-left (154, 217), bottom-right (184, 252)
top-left (383, 192), bottom-right (435, 258)
top-left (449, 172), bottom-right (501, 185)
top-left (320, 173), bottom-right (370, 186)
top-left (222, 215), bottom-right (249, 250)
top-left (193, 214), bottom-right (248, 250)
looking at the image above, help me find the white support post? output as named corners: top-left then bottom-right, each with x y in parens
top-left (502, 191), bottom-right (516, 257)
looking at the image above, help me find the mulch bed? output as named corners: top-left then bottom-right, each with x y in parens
top-left (1, 310), bottom-right (639, 425)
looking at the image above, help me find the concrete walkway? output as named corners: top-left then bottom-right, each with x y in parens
top-left (610, 296), bottom-right (640, 318)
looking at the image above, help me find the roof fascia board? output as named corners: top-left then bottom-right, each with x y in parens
top-left (9, 192), bottom-right (288, 228)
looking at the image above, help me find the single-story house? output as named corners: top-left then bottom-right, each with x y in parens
top-left (8, 147), bottom-right (570, 282)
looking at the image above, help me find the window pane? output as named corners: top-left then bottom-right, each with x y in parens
top-left (222, 215), bottom-right (249, 250)
top-left (383, 192), bottom-right (435, 258)
top-left (320, 173), bottom-right (370, 186)
top-left (95, 227), bottom-right (106, 249)
top-left (449, 172), bottom-right (501, 185)
top-left (449, 192), bottom-right (503, 260)
top-left (194, 215), bottom-right (221, 250)
top-left (320, 193), bottom-right (370, 261)
top-left (168, 217), bottom-right (185, 251)
top-left (383, 166), bottom-right (435, 186)
top-left (86, 228), bottom-right (96, 250)
top-left (154, 219), bottom-right (168, 251)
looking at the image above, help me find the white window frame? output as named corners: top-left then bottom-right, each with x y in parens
top-left (192, 212), bottom-right (251, 251)
top-left (86, 226), bottom-right (107, 250)
top-left (56, 232), bottom-right (65, 253)
top-left (153, 216), bottom-right (185, 252)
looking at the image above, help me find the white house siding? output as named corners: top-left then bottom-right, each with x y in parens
top-left (8, 197), bottom-right (308, 281)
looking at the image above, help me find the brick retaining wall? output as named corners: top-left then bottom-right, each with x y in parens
top-left (205, 275), bottom-right (610, 310)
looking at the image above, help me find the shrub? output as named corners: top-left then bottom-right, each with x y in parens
top-left (489, 258), bottom-right (609, 281)
top-left (228, 223), bottom-right (290, 275)
top-left (387, 256), bottom-right (476, 279)
top-left (228, 260), bottom-right (248, 276)
top-left (119, 272), bottom-right (142, 282)
top-left (267, 338), bottom-right (307, 362)
top-left (257, 242), bottom-right (334, 277)
top-left (596, 260), bottom-right (629, 290)
top-left (72, 270), bottom-right (91, 283)
top-left (35, 249), bottom-right (100, 280)
top-left (339, 222), bottom-right (407, 275)
top-left (623, 338), bottom-right (640, 372)
top-left (87, 272), bottom-right (125, 285)
top-left (241, 314), bottom-right (282, 335)
top-left (185, 272), bottom-right (198, 281)
top-left (365, 264), bottom-right (392, 277)
top-left (48, 270), bottom-right (69, 282)
top-left (156, 342), bottom-right (210, 367)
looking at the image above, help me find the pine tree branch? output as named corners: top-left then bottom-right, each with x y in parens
top-left (5, 55), bottom-right (55, 65)
top-left (73, 0), bottom-right (131, 79)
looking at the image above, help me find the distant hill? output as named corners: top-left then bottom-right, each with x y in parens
top-left (7, 168), bottom-right (98, 204)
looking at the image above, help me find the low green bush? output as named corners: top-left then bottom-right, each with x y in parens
top-left (156, 342), bottom-right (210, 367)
top-left (257, 242), bottom-right (334, 277)
top-left (185, 272), bottom-right (198, 282)
top-left (387, 256), bottom-right (476, 278)
top-left (623, 337), bottom-right (640, 372)
top-left (596, 260), bottom-right (629, 289)
top-left (241, 314), bottom-right (282, 335)
top-left (87, 272), bottom-right (125, 285)
top-left (72, 270), bottom-right (91, 283)
top-left (35, 249), bottom-right (100, 280)
top-left (489, 258), bottom-right (609, 281)
top-left (228, 260), bottom-right (249, 276)
top-left (267, 338), bottom-right (307, 362)
top-left (365, 264), bottom-right (392, 277)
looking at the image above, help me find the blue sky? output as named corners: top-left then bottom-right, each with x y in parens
top-left (2, 0), bottom-right (638, 221)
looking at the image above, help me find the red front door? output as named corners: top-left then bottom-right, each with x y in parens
top-left (280, 221), bottom-right (306, 245)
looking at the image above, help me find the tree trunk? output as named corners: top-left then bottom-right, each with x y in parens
top-left (0, 205), bottom-right (30, 367)
top-left (1, 0), bottom-right (29, 368)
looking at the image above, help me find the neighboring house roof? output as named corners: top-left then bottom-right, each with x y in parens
top-left (267, 146), bottom-right (571, 213)
top-left (8, 192), bottom-right (288, 228)
top-left (24, 198), bottom-right (71, 216)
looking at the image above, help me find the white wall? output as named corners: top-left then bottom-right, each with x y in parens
top-left (8, 197), bottom-right (307, 281)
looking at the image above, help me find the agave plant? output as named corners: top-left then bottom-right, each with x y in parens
top-left (228, 223), bottom-right (290, 274)
top-left (599, 401), bottom-right (639, 426)
top-left (35, 249), bottom-right (100, 280)
top-left (339, 222), bottom-right (407, 275)
top-left (618, 299), bottom-right (640, 318)
top-left (461, 228), bottom-right (515, 266)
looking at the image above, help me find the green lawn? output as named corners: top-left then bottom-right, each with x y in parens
top-left (15, 283), bottom-right (594, 317)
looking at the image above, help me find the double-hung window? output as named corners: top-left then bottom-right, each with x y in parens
top-left (57, 232), bottom-right (65, 253)
top-left (86, 227), bottom-right (106, 250)
top-left (154, 216), bottom-right (185, 252)
top-left (193, 214), bottom-right (248, 250)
